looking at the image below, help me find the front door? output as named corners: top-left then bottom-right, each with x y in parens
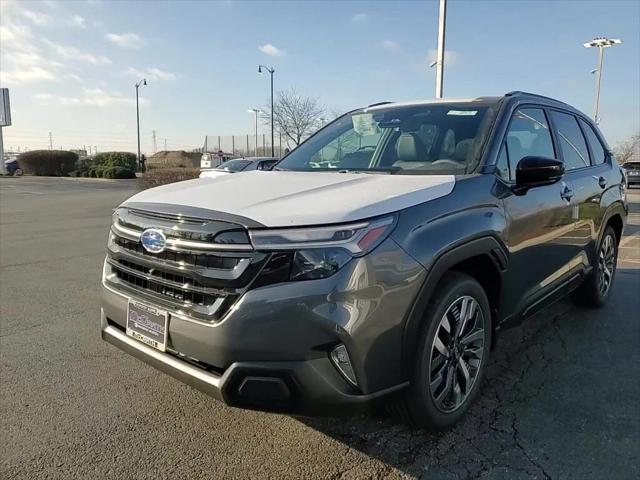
top-left (496, 107), bottom-right (577, 320)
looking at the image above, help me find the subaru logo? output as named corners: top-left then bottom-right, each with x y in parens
top-left (140, 228), bottom-right (167, 253)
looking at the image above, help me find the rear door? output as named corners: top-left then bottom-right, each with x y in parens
top-left (497, 107), bottom-right (578, 318)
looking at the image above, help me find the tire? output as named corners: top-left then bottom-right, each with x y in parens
top-left (572, 225), bottom-right (618, 308)
top-left (392, 271), bottom-right (492, 430)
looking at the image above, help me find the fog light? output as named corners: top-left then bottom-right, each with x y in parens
top-left (330, 344), bottom-right (358, 386)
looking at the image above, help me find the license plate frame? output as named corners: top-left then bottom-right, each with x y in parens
top-left (126, 301), bottom-right (168, 352)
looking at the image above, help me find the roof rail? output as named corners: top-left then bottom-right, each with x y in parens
top-left (367, 101), bottom-right (393, 108)
top-left (505, 91), bottom-right (569, 105)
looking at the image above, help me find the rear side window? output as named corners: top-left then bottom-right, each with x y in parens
top-left (578, 118), bottom-right (607, 165)
top-left (549, 111), bottom-right (590, 171)
top-left (505, 108), bottom-right (555, 167)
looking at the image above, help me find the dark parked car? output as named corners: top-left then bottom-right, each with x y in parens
top-left (200, 157), bottom-right (278, 178)
top-left (102, 91), bottom-right (626, 430)
top-left (622, 161), bottom-right (640, 186)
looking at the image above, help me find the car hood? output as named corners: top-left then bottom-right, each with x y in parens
top-left (124, 171), bottom-right (455, 227)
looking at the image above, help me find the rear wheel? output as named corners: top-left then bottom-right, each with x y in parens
top-left (393, 272), bottom-right (491, 430)
top-left (572, 226), bottom-right (618, 307)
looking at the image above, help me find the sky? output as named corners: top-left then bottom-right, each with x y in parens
top-left (1, 0), bottom-right (639, 154)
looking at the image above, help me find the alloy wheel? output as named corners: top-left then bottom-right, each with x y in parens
top-left (429, 295), bottom-right (485, 413)
top-left (598, 233), bottom-right (616, 297)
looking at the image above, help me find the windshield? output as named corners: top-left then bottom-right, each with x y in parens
top-left (623, 162), bottom-right (640, 169)
top-left (277, 103), bottom-right (495, 175)
top-left (217, 159), bottom-right (252, 172)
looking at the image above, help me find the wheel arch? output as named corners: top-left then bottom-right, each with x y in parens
top-left (401, 236), bottom-right (507, 376)
top-left (606, 213), bottom-right (624, 245)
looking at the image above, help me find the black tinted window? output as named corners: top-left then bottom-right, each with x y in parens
top-left (578, 118), bottom-right (606, 165)
top-left (505, 108), bottom-right (555, 167)
top-left (550, 111), bottom-right (590, 171)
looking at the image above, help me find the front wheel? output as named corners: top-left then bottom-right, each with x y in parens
top-left (393, 272), bottom-right (492, 430)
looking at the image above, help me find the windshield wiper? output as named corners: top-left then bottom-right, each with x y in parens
top-left (336, 167), bottom-right (401, 175)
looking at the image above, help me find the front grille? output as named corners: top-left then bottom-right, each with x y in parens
top-left (113, 263), bottom-right (216, 306)
top-left (105, 207), bottom-right (267, 321)
top-left (114, 237), bottom-right (240, 270)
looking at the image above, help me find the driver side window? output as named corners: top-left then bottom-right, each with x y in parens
top-left (505, 108), bottom-right (555, 175)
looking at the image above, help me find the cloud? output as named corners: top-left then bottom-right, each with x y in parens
top-left (124, 67), bottom-right (176, 81)
top-left (352, 13), bottom-right (368, 23)
top-left (258, 43), bottom-right (284, 57)
top-left (106, 32), bottom-right (143, 49)
top-left (71, 15), bottom-right (86, 28)
top-left (33, 88), bottom-right (143, 108)
top-left (2, 66), bottom-right (58, 85)
top-left (427, 48), bottom-right (461, 67)
top-left (20, 9), bottom-right (51, 26)
top-left (45, 39), bottom-right (111, 65)
top-left (0, 21), bottom-right (35, 51)
top-left (381, 40), bottom-right (399, 52)
top-left (1, 48), bottom-right (63, 85)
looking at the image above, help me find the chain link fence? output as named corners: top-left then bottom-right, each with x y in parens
top-left (202, 133), bottom-right (293, 158)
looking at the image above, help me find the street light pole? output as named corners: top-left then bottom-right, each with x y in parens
top-left (258, 65), bottom-right (275, 157)
top-left (583, 37), bottom-right (622, 123)
top-left (135, 78), bottom-right (147, 170)
top-left (248, 108), bottom-right (260, 156)
top-left (434, 0), bottom-right (447, 98)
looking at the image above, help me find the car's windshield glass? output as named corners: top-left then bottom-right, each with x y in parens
top-left (217, 159), bottom-right (251, 172)
top-left (623, 162), bottom-right (640, 169)
top-left (277, 103), bottom-right (494, 175)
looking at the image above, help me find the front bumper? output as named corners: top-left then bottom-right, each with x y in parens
top-left (101, 309), bottom-right (406, 414)
top-left (100, 237), bottom-right (425, 415)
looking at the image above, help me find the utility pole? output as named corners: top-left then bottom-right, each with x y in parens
top-left (49, 131), bottom-right (53, 150)
top-left (583, 37), bottom-right (622, 123)
top-left (258, 65), bottom-right (275, 157)
top-left (434, 0), bottom-right (447, 98)
top-left (135, 78), bottom-right (147, 170)
top-left (152, 130), bottom-right (157, 153)
top-left (94, 146), bottom-right (97, 155)
top-left (248, 108), bottom-right (260, 156)
top-left (164, 139), bottom-right (167, 151)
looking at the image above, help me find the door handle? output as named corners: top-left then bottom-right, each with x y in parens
top-left (560, 183), bottom-right (573, 201)
top-left (595, 176), bottom-right (607, 189)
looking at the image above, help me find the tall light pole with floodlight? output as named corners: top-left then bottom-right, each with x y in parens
top-left (434, 0), bottom-right (447, 98)
top-left (248, 108), bottom-right (261, 156)
top-left (135, 78), bottom-right (147, 170)
top-left (583, 37), bottom-right (622, 123)
top-left (258, 65), bottom-right (275, 157)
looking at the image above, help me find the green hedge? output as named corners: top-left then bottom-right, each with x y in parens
top-left (138, 168), bottom-right (200, 189)
top-left (72, 152), bottom-right (137, 179)
top-left (18, 150), bottom-right (79, 176)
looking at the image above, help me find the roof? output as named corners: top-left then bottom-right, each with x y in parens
top-left (361, 91), bottom-right (572, 113)
top-left (363, 96), bottom-right (502, 112)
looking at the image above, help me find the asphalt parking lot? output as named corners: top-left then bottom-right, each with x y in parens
top-left (1, 177), bottom-right (638, 480)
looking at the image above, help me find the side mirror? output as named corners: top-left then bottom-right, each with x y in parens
top-left (515, 156), bottom-right (564, 191)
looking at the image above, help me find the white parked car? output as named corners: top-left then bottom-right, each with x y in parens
top-left (200, 157), bottom-right (278, 178)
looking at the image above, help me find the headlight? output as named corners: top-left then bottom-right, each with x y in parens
top-left (290, 248), bottom-right (352, 281)
top-left (249, 215), bottom-right (395, 254)
top-left (250, 215), bottom-right (396, 282)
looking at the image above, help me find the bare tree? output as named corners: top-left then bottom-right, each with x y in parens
top-left (263, 89), bottom-right (324, 146)
top-left (613, 132), bottom-right (640, 164)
